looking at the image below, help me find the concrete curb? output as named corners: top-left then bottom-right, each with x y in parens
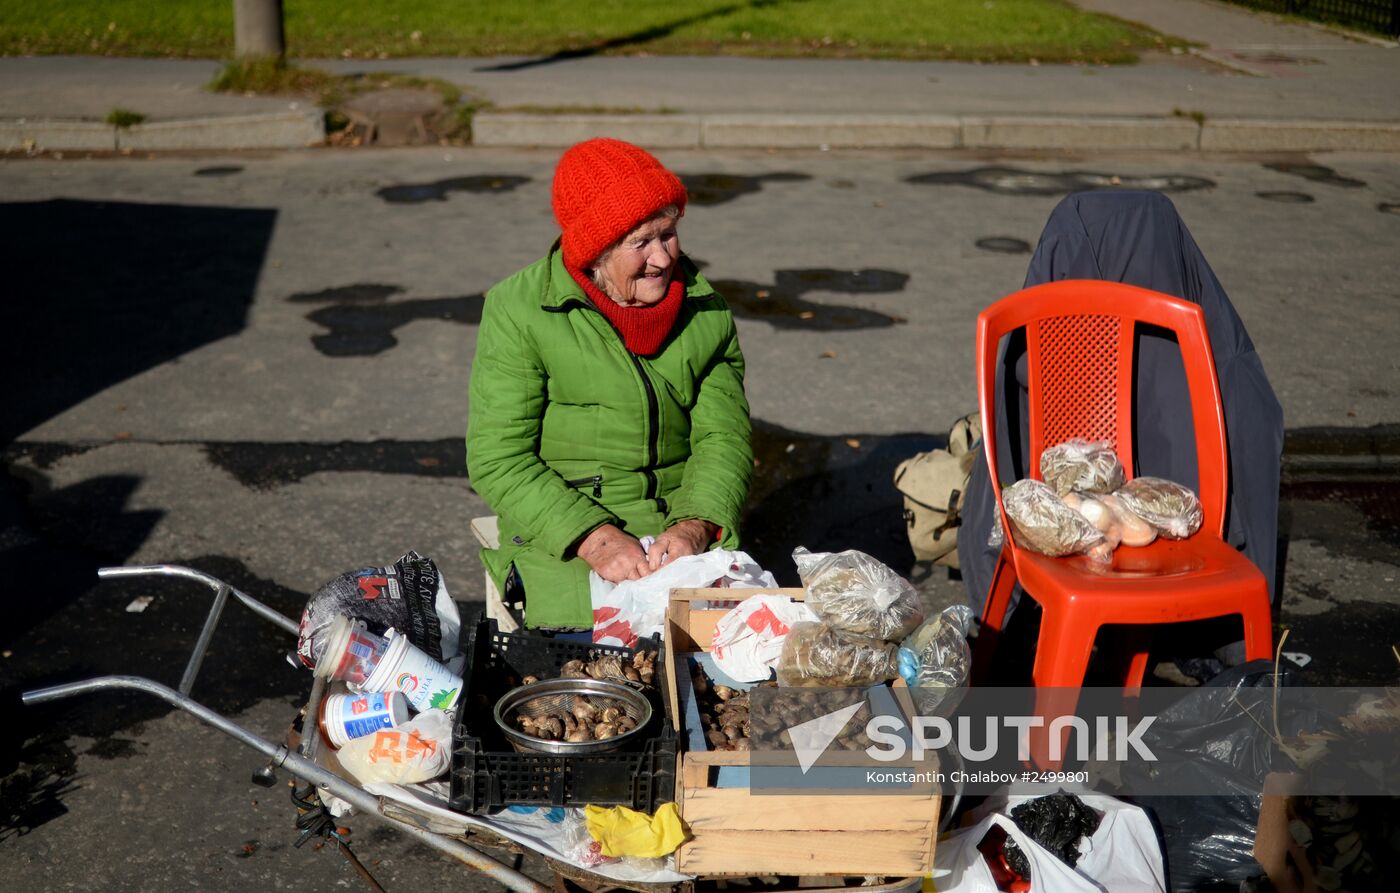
top-left (472, 111), bottom-right (1400, 153)
top-left (1, 120), bottom-right (116, 152)
top-left (1, 110), bottom-right (325, 152)
top-left (7, 110), bottom-right (1400, 154)
top-left (1200, 119), bottom-right (1400, 153)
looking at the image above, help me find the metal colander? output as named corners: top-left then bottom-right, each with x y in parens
top-left (493, 677), bottom-right (652, 755)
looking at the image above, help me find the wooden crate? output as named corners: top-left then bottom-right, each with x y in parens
top-left (664, 587), bottom-right (939, 876)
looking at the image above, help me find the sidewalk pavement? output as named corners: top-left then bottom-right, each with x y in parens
top-left (2, 0), bottom-right (1398, 153)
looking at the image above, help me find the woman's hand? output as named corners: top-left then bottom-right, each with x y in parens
top-left (576, 524), bottom-right (650, 583)
top-left (647, 519), bottom-right (720, 571)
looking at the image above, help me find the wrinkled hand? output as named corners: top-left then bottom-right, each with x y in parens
top-left (576, 524), bottom-right (650, 583)
top-left (647, 519), bottom-right (720, 572)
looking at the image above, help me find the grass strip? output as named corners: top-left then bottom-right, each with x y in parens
top-left (2, 0), bottom-right (1180, 64)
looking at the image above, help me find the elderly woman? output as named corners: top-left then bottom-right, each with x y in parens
top-left (466, 138), bottom-right (753, 631)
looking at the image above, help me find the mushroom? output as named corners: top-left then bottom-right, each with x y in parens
top-left (521, 675), bottom-right (540, 686)
top-left (587, 655), bottom-right (625, 680)
top-left (560, 659), bottom-right (588, 679)
top-left (594, 722), bottom-right (618, 740)
top-left (570, 700), bottom-right (599, 723)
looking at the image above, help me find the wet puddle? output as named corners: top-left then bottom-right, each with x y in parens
top-left (193, 166), bottom-right (244, 177)
top-left (1232, 51), bottom-right (1322, 66)
top-left (1263, 162), bottom-right (1365, 189)
top-left (1256, 191), bottom-right (1314, 203)
top-left (907, 167), bottom-right (1215, 196)
top-left (289, 284), bottom-right (483, 356)
top-left (1380, 203), bottom-right (1400, 215)
top-left (711, 268), bottom-right (909, 330)
top-left (975, 237), bottom-right (1032, 254)
top-left (678, 172), bottom-right (810, 206)
top-left (375, 175), bottom-right (530, 204)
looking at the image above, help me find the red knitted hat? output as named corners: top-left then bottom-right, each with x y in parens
top-left (551, 138), bottom-right (688, 270)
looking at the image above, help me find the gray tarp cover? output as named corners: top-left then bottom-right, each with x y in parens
top-left (958, 191), bottom-right (1284, 617)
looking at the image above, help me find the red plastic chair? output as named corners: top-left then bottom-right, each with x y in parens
top-left (972, 280), bottom-right (1273, 706)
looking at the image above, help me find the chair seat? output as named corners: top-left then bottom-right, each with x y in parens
top-left (1012, 533), bottom-right (1269, 626)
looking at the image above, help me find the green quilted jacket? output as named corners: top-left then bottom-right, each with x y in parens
top-left (466, 245), bottom-right (753, 629)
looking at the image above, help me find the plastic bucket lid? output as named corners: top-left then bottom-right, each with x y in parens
top-left (318, 690), bottom-right (410, 749)
top-left (360, 629), bottom-right (463, 713)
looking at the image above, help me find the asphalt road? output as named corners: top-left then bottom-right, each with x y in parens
top-left (1, 146), bottom-right (1398, 891)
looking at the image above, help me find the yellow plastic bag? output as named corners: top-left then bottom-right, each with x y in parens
top-left (584, 802), bottom-right (686, 858)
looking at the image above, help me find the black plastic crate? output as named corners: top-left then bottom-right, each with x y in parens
top-left (449, 618), bottom-right (676, 815)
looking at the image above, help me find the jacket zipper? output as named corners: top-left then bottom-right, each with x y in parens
top-left (627, 352), bottom-right (663, 512)
top-left (553, 300), bottom-right (666, 515)
top-left (566, 475), bottom-right (603, 498)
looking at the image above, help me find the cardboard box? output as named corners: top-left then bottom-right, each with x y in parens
top-left (664, 587), bottom-right (939, 876)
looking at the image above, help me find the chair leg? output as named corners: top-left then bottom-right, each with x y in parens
top-left (1028, 610), bottom-right (1097, 770)
top-left (980, 549), bottom-right (1018, 630)
top-left (971, 551), bottom-right (1018, 684)
top-left (1117, 628), bottom-right (1153, 695)
top-left (1241, 591), bottom-right (1274, 663)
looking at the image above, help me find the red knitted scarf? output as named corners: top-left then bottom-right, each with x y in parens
top-left (569, 267), bottom-right (685, 356)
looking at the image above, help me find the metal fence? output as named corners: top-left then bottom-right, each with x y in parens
top-left (1222, 0), bottom-right (1400, 35)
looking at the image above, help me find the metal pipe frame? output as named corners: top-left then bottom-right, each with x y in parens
top-left (98, 564), bottom-right (300, 635)
top-left (23, 675), bottom-right (549, 893)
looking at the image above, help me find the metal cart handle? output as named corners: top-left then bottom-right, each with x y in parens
top-left (21, 565), bottom-right (550, 893)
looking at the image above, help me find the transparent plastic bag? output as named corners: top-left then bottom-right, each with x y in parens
top-left (1115, 476), bottom-right (1204, 539)
top-left (776, 621), bottom-right (901, 687)
top-left (791, 546), bottom-right (924, 641)
top-left (898, 605), bottom-right (974, 713)
top-left (1039, 439), bottom-right (1126, 497)
top-left (1002, 479), bottom-right (1110, 562)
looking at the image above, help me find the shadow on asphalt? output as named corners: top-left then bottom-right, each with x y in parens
top-left (0, 199), bottom-right (274, 445)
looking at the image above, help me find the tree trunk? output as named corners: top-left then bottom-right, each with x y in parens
top-left (233, 0), bottom-right (285, 59)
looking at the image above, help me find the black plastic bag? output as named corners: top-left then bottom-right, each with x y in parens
top-left (1128, 660), bottom-right (1307, 893)
top-left (1003, 791), bottom-right (1103, 877)
top-left (296, 550), bottom-right (459, 668)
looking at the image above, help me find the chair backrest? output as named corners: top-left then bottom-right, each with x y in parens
top-left (976, 279), bottom-right (1229, 536)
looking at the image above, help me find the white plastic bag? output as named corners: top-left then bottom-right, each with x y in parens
top-left (336, 709), bottom-right (453, 786)
top-left (710, 594), bottom-right (819, 683)
top-left (590, 550), bottom-right (776, 648)
top-left (932, 794), bottom-right (1165, 893)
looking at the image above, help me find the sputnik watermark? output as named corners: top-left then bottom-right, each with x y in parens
top-left (785, 699), bottom-right (1158, 774)
top-left (866, 714), bottom-right (1159, 763)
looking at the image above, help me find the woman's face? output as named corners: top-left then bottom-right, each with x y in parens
top-left (593, 213), bottom-right (680, 307)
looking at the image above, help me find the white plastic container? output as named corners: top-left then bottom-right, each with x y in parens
top-left (313, 615), bottom-right (390, 686)
top-left (319, 690), bottom-right (410, 749)
top-left (360, 628), bottom-right (463, 712)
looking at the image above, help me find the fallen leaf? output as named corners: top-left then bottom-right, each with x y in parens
top-left (115, 431), bottom-right (131, 440)
top-left (845, 438), bottom-right (862, 449)
top-left (755, 289), bottom-right (770, 299)
top-left (819, 351), bottom-right (837, 359)
top-left (416, 456), bottom-right (441, 467)
top-left (798, 311), bottom-right (815, 320)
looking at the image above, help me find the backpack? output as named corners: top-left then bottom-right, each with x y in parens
top-left (893, 413), bottom-right (982, 568)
